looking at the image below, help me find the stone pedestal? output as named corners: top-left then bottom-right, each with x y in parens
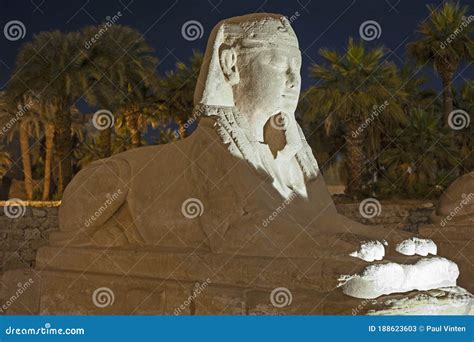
top-left (419, 224), bottom-right (474, 294)
top-left (1, 246), bottom-right (472, 315)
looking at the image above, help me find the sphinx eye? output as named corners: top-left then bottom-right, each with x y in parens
top-left (270, 57), bottom-right (287, 69)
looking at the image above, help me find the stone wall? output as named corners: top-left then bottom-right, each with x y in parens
top-left (0, 204), bottom-right (59, 272)
top-left (336, 200), bottom-right (435, 232)
top-left (0, 201), bottom-right (435, 273)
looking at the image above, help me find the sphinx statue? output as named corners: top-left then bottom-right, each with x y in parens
top-left (48, 14), bottom-right (465, 301)
top-left (418, 171), bottom-right (474, 294)
top-left (431, 171), bottom-right (474, 228)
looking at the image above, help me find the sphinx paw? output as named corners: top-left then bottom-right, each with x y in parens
top-left (349, 240), bottom-right (386, 262)
top-left (395, 237), bottom-right (437, 256)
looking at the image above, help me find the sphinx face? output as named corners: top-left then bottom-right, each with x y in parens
top-left (232, 47), bottom-right (302, 142)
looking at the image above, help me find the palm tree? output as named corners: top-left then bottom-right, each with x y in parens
top-left (302, 38), bottom-right (406, 195)
top-left (0, 92), bottom-right (42, 200)
top-left (115, 82), bottom-right (161, 149)
top-left (457, 80), bottom-right (474, 170)
top-left (398, 65), bottom-right (437, 117)
top-left (407, 2), bottom-right (474, 124)
top-left (80, 25), bottom-right (158, 156)
top-left (380, 108), bottom-right (458, 197)
top-left (42, 114), bottom-right (55, 200)
top-left (0, 149), bottom-right (11, 177)
top-left (157, 51), bottom-right (203, 138)
top-left (8, 31), bottom-right (84, 195)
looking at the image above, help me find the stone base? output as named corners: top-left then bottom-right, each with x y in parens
top-left (1, 246), bottom-right (472, 315)
top-left (419, 225), bottom-right (474, 293)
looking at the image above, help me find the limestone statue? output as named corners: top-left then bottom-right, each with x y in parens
top-left (418, 171), bottom-right (474, 294)
top-left (51, 14), bottom-right (465, 300)
top-left (431, 171), bottom-right (474, 228)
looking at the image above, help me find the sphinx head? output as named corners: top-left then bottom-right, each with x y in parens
top-left (194, 14), bottom-right (301, 143)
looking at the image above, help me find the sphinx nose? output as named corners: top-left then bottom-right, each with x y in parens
top-left (285, 69), bottom-right (298, 89)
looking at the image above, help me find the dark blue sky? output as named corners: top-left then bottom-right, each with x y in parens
top-left (0, 0), bottom-right (473, 92)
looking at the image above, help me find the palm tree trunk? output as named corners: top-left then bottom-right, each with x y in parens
top-left (440, 70), bottom-right (454, 126)
top-left (98, 128), bottom-right (112, 158)
top-left (345, 122), bottom-right (365, 196)
top-left (125, 111), bottom-right (141, 148)
top-left (19, 120), bottom-right (33, 200)
top-left (42, 122), bottom-right (54, 200)
top-left (54, 107), bottom-right (72, 196)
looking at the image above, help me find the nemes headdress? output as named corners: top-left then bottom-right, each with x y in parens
top-left (193, 14), bottom-right (299, 108)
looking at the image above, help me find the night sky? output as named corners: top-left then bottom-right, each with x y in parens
top-left (0, 0), bottom-right (473, 93)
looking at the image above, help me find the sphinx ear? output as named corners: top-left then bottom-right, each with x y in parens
top-left (219, 47), bottom-right (240, 86)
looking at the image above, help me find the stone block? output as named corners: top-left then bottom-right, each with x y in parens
top-left (0, 269), bottom-right (41, 314)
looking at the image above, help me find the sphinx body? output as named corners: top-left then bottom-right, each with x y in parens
top-left (431, 171), bottom-right (474, 228)
top-left (52, 14), bottom-right (465, 300)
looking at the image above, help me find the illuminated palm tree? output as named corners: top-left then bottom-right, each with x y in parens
top-left (8, 31), bottom-right (84, 195)
top-left (302, 39), bottom-right (406, 195)
top-left (157, 51), bottom-right (203, 138)
top-left (81, 25), bottom-right (158, 155)
top-left (407, 2), bottom-right (474, 124)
